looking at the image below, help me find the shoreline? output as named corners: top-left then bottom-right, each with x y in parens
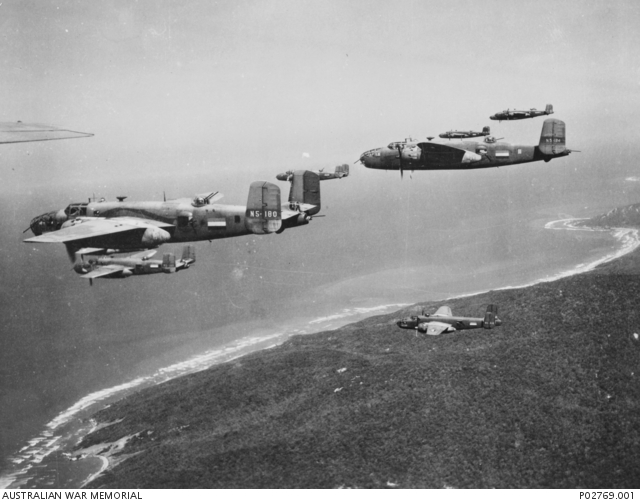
top-left (2, 217), bottom-right (640, 489)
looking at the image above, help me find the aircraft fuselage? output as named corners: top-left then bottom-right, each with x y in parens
top-left (30, 199), bottom-right (264, 246)
top-left (360, 139), bottom-right (565, 171)
top-left (397, 315), bottom-right (490, 331)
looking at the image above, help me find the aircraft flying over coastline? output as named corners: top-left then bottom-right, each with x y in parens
top-left (0, 121), bottom-right (93, 144)
top-left (276, 164), bottom-right (349, 182)
top-left (439, 126), bottom-right (490, 139)
top-left (24, 171), bottom-right (322, 267)
top-left (74, 245), bottom-right (196, 285)
top-left (397, 305), bottom-right (501, 335)
top-left (490, 104), bottom-right (553, 121)
top-left (359, 118), bottom-right (573, 178)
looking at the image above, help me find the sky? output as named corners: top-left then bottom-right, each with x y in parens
top-left (1, 0), bottom-right (640, 469)
top-left (0, 0), bottom-right (638, 198)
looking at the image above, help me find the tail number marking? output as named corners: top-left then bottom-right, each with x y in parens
top-left (246, 209), bottom-right (280, 219)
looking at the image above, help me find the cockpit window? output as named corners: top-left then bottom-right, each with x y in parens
top-left (387, 142), bottom-right (406, 150)
top-left (65, 203), bottom-right (88, 217)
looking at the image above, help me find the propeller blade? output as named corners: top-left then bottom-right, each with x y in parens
top-left (397, 145), bottom-right (403, 179)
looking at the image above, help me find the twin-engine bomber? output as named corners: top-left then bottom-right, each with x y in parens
top-left (490, 104), bottom-right (554, 121)
top-left (397, 305), bottom-right (501, 335)
top-left (74, 246), bottom-right (196, 285)
top-left (439, 126), bottom-right (490, 139)
top-left (25, 170), bottom-right (322, 279)
top-left (276, 164), bottom-right (349, 182)
top-left (359, 118), bottom-right (572, 178)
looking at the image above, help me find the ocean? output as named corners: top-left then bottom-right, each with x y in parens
top-left (2, 160), bottom-right (640, 488)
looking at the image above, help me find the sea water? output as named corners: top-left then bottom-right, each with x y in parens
top-left (2, 167), bottom-right (640, 488)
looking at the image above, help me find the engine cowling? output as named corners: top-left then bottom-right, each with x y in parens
top-left (141, 226), bottom-right (171, 247)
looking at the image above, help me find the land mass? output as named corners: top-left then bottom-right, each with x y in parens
top-left (78, 206), bottom-right (640, 488)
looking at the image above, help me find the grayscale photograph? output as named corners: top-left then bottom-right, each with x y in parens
top-left (1, 0), bottom-right (639, 490)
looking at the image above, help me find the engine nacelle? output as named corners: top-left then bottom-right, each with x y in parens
top-left (141, 226), bottom-right (171, 247)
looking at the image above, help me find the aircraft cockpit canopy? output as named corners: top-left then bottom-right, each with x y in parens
top-left (484, 136), bottom-right (497, 144)
top-left (65, 202), bottom-right (89, 217)
top-left (387, 141), bottom-right (406, 150)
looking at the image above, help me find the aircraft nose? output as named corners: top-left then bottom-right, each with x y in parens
top-left (28, 210), bottom-right (64, 236)
top-left (489, 115), bottom-right (496, 120)
top-left (495, 318), bottom-right (502, 327)
top-left (359, 148), bottom-right (379, 168)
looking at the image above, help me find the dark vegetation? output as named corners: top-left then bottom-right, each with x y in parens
top-left (80, 211), bottom-right (640, 488)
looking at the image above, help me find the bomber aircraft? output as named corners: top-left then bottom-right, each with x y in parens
top-left (277, 164), bottom-right (349, 182)
top-left (359, 118), bottom-right (573, 178)
top-left (397, 305), bottom-right (501, 335)
top-left (24, 170), bottom-right (322, 271)
top-left (490, 104), bottom-right (553, 122)
top-left (0, 121), bottom-right (93, 144)
top-left (439, 126), bottom-right (490, 139)
top-left (73, 245), bottom-right (196, 285)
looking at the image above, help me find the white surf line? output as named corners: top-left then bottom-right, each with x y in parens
top-left (446, 218), bottom-right (640, 301)
top-left (308, 303), bottom-right (411, 325)
top-left (0, 302), bottom-right (411, 488)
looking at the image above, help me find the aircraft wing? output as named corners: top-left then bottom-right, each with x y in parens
top-left (24, 217), bottom-right (172, 244)
top-left (127, 250), bottom-right (158, 259)
top-left (80, 265), bottom-right (129, 280)
top-left (415, 142), bottom-right (471, 165)
top-left (0, 122), bottom-right (93, 144)
top-left (433, 306), bottom-right (453, 317)
top-left (423, 322), bottom-right (452, 336)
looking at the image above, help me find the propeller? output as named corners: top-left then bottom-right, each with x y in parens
top-left (396, 144), bottom-right (404, 179)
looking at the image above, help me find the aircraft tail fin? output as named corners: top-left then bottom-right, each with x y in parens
top-left (181, 245), bottom-right (195, 264)
top-left (483, 304), bottom-right (498, 329)
top-left (288, 170), bottom-right (320, 215)
top-left (545, 104), bottom-right (553, 114)
top-left (538, 119), bottom-right (566, 155)
top-left (335, 164), bottom-right (349, 178)
top-left (245, 181), bottom-right (282, 234)
top-left (162, 253), bottom-right (177, 273)
top-left (482, 126), bottom-right (490, 135)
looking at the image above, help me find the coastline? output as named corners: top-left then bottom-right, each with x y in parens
top-left (2, 216), bottom-right (640, 489)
